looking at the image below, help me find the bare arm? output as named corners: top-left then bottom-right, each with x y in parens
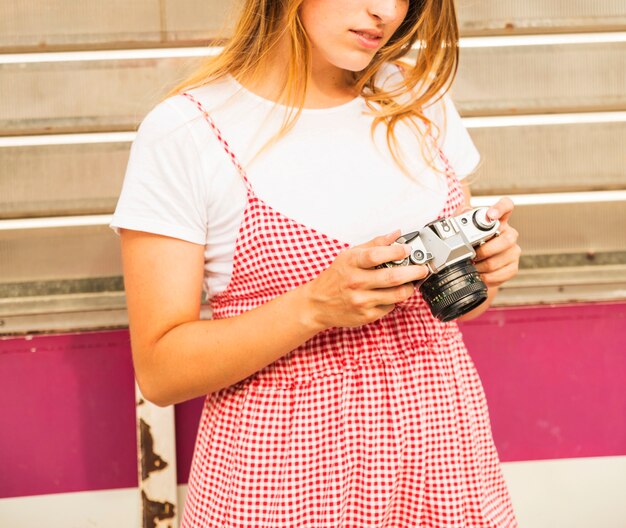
top-left (120, 228), bottom-right (429, 406)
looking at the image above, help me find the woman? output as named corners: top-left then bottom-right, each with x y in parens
top-left (112, 0), bottom-right (521, 526)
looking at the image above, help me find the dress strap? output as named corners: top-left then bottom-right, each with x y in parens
top-left (433, 143), bottom-right (455, 177)
top-left (424, 130), bottom-right (466, 216)
top-left (181, 91), bottom-right (253, 193)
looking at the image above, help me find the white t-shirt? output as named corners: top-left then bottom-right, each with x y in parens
top-left (111, 66), bottom-right (480, 299)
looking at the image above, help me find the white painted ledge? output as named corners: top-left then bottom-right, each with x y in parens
top-left (1, 457), bottom-right (624, 528)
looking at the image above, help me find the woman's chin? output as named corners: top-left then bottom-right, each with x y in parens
top-left (337, 55), bottom-right (379, 73)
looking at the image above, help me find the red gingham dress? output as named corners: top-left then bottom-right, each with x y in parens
top-left (180, 92), bottom-right (518, 528)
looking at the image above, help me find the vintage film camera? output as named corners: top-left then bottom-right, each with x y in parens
top-left (381, 207), bottom-right (500, 322)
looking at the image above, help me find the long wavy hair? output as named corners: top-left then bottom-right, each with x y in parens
top-left (168, 0), bottom-right (459, 172)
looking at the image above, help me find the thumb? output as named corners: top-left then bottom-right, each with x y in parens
top-left (487, 197), bottom-right (515, 224)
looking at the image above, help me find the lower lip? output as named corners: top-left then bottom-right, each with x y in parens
top-left (350, 30), bottom-right (382, 50)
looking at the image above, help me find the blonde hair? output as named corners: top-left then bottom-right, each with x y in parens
top-left (168, 0), bottom-right (459, 172)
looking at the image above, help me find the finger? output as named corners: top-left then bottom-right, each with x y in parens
top-left (473, 226), bottom-right (519, 262)
top-left (474, 245), bottom-right (521, 275)
top-left (354, 243), bottom-right (412, 269)
top-left (359, 263), bottom-right (429, 289)
top-left (486, 197), bottom-right (515, 223)
top-left (370, 304), bottom-right (397, 320)
top-left (369, 283), bottom-right (416, 306)
top-left (480, 261), bottom-right (519, 288)
top-left (356, 229), bottom-right (402, 249)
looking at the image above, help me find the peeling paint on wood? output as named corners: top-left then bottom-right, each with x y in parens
top-left (135, 383), bottom-right (179, 527)
top-left (139, 418), bottom-right (168, 481)
top-left (141, 490), bottom-right (175, 528)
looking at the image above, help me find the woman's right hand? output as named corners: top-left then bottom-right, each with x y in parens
top-left (302, 230), bottom-right (430, 329)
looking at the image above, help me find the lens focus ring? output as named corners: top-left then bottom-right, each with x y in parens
top-left (419, 259), bottom-right (488, 321)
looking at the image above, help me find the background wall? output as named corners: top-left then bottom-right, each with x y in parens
top-left (1, 1), bottom-right (625, 526)
top-left (2, 304), bottom-right (625, 527)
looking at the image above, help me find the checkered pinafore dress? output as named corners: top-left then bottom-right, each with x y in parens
top-left (180, 92), bottom-right (517, 528)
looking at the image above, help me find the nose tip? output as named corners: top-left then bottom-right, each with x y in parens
top-left (369, 0), bottom-right (404, 22)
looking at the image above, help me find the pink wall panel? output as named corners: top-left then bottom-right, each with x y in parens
top-left (1, 302), bottom-right (624, 498)
top-left (0, 331), bottom-right (137, 498)
top-left (174, 396), bottom-right (204, 484)
top-left (459, 302), bottom-right (626, 462)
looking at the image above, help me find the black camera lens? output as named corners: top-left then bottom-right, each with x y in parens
top-left (419, 259), bottom-right (488, 322)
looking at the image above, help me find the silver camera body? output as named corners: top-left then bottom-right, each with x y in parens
top-left (383, 207), bottom-right (500, 275)
top-left (381, 207), bottom-right (500, 321)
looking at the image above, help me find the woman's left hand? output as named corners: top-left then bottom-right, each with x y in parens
top-left (472, 197), bottom-right (521, 288)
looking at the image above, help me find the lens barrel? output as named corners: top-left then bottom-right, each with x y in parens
top-left (419, 259), bottom-right (488, 322)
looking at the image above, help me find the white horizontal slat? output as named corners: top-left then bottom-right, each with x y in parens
top-left (0, 131), bottom-right (136, 147)
top-left (471, 191), bottom-right (626, 207)
top-left (2, 110), bottom-right (625, 147)
top-left (2, 32), bottom-right (625, 64)
top-left (460, 31), bottom-right (626, 48)
top-left (0, 46), bottom-right (221, 65)
top-left (0, 215), bottom-right (114, 231)
top-left (2, 191), bottom-right (625, 231)
top-left (464, 111), bottom-right (626, 128)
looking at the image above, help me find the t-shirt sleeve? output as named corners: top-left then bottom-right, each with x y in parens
top-left (110, 99), bottom-right (208, 244)
top-left (435, 93), bottom-right (481, 180)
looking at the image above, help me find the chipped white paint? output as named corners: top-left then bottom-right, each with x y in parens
top-left (135, 385), bottom-right (178, 528)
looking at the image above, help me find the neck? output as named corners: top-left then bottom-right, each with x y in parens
top-left (306, 65), bottom-right (358, 108)
top-left (236, 37), bottom-right (358, 109)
